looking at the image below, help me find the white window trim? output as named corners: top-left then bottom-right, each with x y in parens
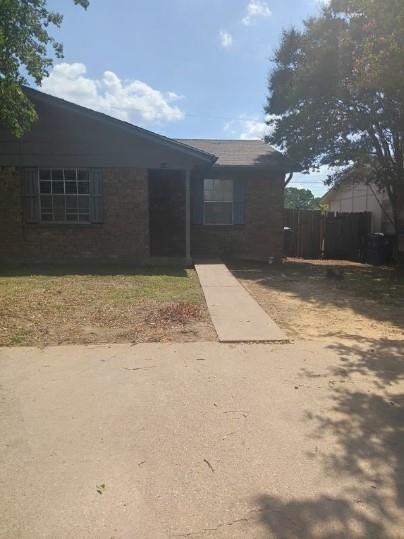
top-left (37, 168), bottom-right (91, 224)
top-left (203, 178), bottom-right (234, 226)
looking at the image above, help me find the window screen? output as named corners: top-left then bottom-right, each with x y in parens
top-left (203, 179), bottom-right (233, 225)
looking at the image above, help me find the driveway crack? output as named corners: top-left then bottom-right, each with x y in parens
top-left (171, 508), bottom-right (264, 537)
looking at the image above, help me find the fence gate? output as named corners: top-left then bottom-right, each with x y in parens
top-left (284, 209), bottom-right (371, 261)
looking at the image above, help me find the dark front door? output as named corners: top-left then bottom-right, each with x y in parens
top-left (149, 170), bottom-right (186, 257)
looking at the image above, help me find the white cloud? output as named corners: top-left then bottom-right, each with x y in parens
top-left (40, 62), bottom-right (185, 125)
top-left (239, 119), bottom-right (270, 140)
top-left (219, 30), bottom-right (233, 48)
top-left (224, 114), bottom-right (274, 140)
top-left (242, 0), bottom-right (272, 25)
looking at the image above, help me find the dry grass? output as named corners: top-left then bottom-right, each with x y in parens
top-left (230, 258), bottom-right (404, 344)
top-left (146, 303), bottom-right (203, 325)
top-left (0, 266), bottom-right (216, 346)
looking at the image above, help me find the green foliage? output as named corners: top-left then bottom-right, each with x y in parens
top-left (284, 187), bottom-right (321, 209)
top-left (266, 0), bottom-right (404, 236)
top-left (0, 0), bottom-right (89, 137)
top-left (318, 202), bottom-right (329, 216)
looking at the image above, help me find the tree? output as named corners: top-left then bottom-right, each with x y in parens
top-left (266, 0), bottom-right (404, 261)
top-left (284, 187), bottom-right (321, 209)
top-left (0, 0), bottom-right (89, 137)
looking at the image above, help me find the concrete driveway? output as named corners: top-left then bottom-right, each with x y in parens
top-left (1, 341), bottom-right (403, 538)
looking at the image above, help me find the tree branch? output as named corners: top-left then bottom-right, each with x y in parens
top-left (285, 172), bottom-right (294, 187)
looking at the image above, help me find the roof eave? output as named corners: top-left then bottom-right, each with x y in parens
top-left (212, 162), bottom-right (299, 173)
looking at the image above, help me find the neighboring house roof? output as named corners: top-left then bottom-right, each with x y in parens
top-left (23, 87), bottom-right (217, 165)
top-left (176, 139), bottom-right (295, 170)
top-left (320, 178), bottom-right (380, 204)
top-left (321, 184), bottom-right (339, 204)
top-left (321, 163), bottom-right (384, 204)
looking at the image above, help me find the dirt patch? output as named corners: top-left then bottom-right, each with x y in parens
top-left (146, 303), bottom-right (203, 325)
top-left (230, 258), bottom-right (404, 344)
top-left (0, 267), bottom-right (216, 346)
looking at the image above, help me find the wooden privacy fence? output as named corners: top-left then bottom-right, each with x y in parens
top-left (284, 209), bottom-right (371, 261)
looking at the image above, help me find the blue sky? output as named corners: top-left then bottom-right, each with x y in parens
top-left (44, 0), bottom-right (328, 195)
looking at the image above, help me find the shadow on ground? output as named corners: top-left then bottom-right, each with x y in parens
top-left (0, 264), bottom-right (188, 277)
top-left (254, 494), bottom-right (388, 539)
top-left (254, 336), bottom-right (404, 539)
top-left (228, 258), bottom-right (404, 335)
top-left (228, 259), bottom-right (404, 536)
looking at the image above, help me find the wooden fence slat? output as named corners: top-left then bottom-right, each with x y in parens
top-left (284, 209), bottom-right (371, 261)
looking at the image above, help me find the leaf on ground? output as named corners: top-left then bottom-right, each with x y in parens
top-left (96, 483), bottom-right (106, 494)
top-left (146, 303), bottom-right (202, 325)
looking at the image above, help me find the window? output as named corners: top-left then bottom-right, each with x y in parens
top-left (39, 168), bottom-right (90, 223)
top-left (204, 179), bottom-right (233, 225)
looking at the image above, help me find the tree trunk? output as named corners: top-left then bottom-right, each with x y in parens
top-left (396, 184), bottom-right (404, 267)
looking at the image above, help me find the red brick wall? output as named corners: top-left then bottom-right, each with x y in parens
top-left (191, 169), bottom-right (284, 261)
top-left (0, 167), bottom-right (149, 264)
top-left (0, 166), bottom-right (284, 264)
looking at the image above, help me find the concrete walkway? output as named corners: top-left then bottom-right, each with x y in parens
top-left (195, 262), bottom-right (287, 342)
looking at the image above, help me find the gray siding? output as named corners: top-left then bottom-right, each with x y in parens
top-left (0, 92), bottom-right (212, 171)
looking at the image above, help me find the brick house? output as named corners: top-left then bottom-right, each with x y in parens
top-left (0, 88), bottom-right (294, 264)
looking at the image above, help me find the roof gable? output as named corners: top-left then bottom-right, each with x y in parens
top-left (0, 88), bottom-right (217, 169)
top-left (23, 88), bottom-right (216, 164)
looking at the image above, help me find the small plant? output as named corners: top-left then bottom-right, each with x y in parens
top-left (9, 334), bottom-right (26, 346)
top-left (318, 203), bottom-right (329, 216)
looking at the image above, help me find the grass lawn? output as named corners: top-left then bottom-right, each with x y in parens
top-left (0, 267), bottom-right (215, 346)
top-left (230, 258), bottom-right (404, 344)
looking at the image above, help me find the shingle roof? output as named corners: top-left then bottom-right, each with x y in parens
top-left (176, 139), bottom-right (294, 170)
